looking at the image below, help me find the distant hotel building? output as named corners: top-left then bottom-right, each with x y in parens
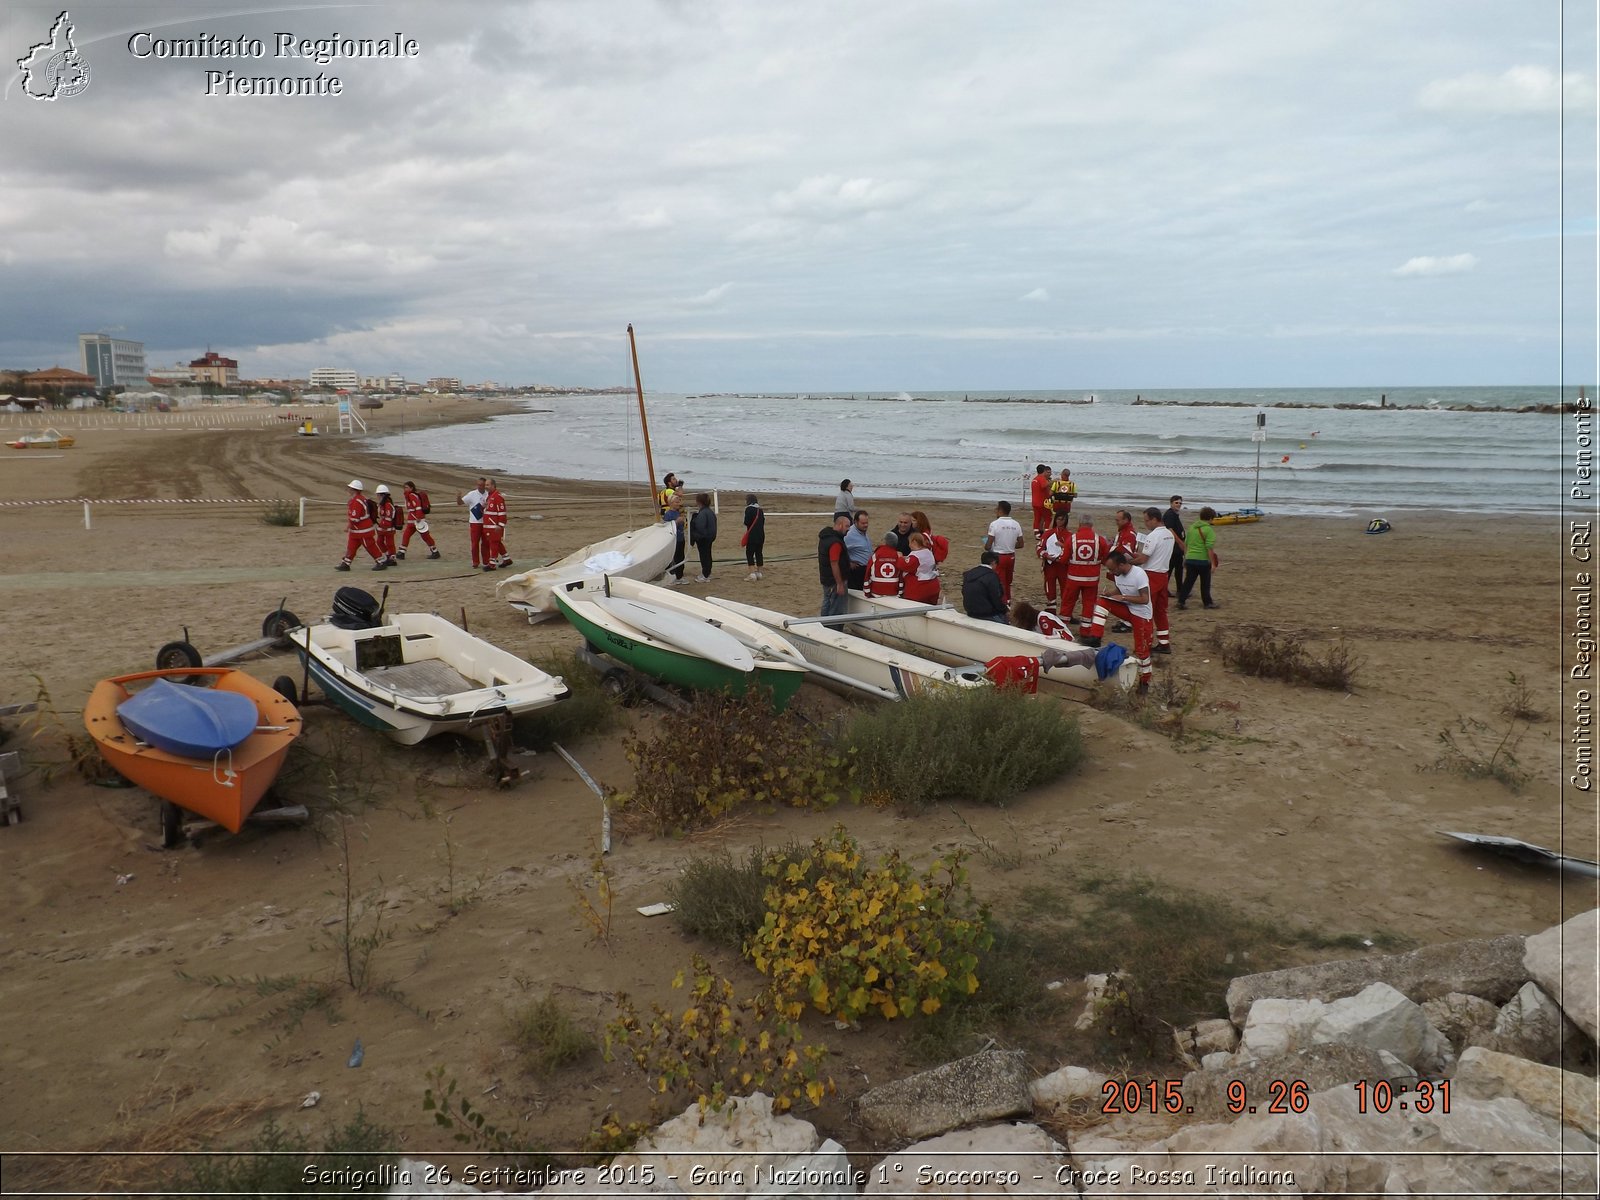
top-left (79, 333), bottom-right (149, 390)
top-left (426, 377), bottom-right (461, 392)
top-left (310, 367), bottom-right (359, 390)
top-left (189, 351), bottom-right (240, 388)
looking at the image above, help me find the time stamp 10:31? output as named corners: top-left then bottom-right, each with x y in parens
top-left (1102, 1078), bottom-right (1450, 1116)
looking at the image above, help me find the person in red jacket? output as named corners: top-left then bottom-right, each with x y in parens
top-left (337, 479), bottom-right (385, 571)
top-left (901, 533), bottom-right (942, 604)
top-left (866, 533), bottom-right (908, 596)
top-left (373, 485), bottom-right (399, 566)
top-left (398, 480), bottom-right (440, 560)
top-left (1111, 509), bottom-right (1140, 559)
top-left (1029, 464), bottom-right (1053, 543)
top-left (480, 478), bottom-right (510, 571)
top-left (1060, 513), bottom-right (1110, 626)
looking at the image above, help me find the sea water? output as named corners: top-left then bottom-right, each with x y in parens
top-left (374, 386), bottom-right (1584, 517)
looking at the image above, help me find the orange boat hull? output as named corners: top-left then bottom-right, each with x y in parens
top-left (84, 668), bottom-right (301, 832)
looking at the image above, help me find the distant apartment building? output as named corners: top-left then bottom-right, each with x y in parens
top-left (147, 364), bottom-right (196, 387)
top-left (79, 333), bottom-right (149, 390)
top-left (386, 374), bottom-right (408, 390)
top-left (309, 367), bottom-right (359, 390)
top-left (426, 377), bottom-right (461, 392)
top-left (189, 351), bottom-right (240, 388)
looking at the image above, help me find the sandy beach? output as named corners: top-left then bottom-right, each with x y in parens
top-left (0, 400), bottom-right (1591, 1187)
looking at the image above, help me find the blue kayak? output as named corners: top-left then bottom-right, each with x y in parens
top-left (115, 678), bottom-right (259, 758)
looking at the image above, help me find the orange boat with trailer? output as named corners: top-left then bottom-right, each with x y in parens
top-left (84, 667), bottom-right (301, 842)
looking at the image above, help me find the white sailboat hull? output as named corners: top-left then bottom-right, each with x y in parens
top-left (498, 524), bottom-right (678, 622)
top-left (843, 592), bottom-right (1138, 695)
top-left (705, 597), bottom-right (990, 701)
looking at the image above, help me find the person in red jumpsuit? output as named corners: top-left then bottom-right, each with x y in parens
top-left (1029, 463), bottom-right (1052, 544)
top-left (337, 480), bottom-right (385, 571)
top-left (398, 480), bottom-right (440, 559)
top-left (1059, 513), bottom-right (1109, 626)
top-left (373, 485), bottom-right (399, 566)
top-left (480, 479), bottom-right (510, 571)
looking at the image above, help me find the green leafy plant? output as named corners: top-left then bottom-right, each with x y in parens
top-left (748, 826), bottom-right (992, 1023)
top-left (616, 692), bottom-right (851, 834)
top-left (605, 955), bottom-right (833, 1115)
top-left (841, 687), bottom-right (1081, 810)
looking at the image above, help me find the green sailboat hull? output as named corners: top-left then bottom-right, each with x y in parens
top-left (556, 594), bottom-right (803, 711)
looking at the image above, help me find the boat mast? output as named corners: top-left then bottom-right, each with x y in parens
top-left (627, 324), bottom-right (659, 509)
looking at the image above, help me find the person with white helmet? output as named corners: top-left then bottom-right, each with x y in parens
top-left (373, 484), bottom-right (399, 566)
top-left (337, 479), bottom-right (386, 571)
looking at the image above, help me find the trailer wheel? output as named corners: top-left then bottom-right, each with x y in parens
top-left (271, 675), bottom-right (299, 706)
top-left (599, 669), bottom-right (631, 701)
top-left (262, 609), bottom-right (303, 646)
top-left (155, 640), bottom-right (204, 683)
top-left (160, 800), bottom-right (184, 849)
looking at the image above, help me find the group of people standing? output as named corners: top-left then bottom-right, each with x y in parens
top-left (336, 478), bottom-right (441, 571)
top-left (656, 472), bottom-right (768, 585)
top-left (815, 473), bottom-right (1224, 697)
top-left (457, 476), bottom-right (514, 571)
top-left (335, 474), bottom-right (520, 573)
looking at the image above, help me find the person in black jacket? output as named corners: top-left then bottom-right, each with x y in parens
top-left (961, 551), bottom-right (1009, 623)
top-left (1162, 495), bottom-right (1188, 597)
top-left (742, 493), bottom-right (766, 580)
top-left (689, 492), bottom-right (718, 583)
top-left (818, 512), bottom-right (851, 616)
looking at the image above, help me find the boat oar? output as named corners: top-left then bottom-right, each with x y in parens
top-left (783, 602), bottom-right (953, 628)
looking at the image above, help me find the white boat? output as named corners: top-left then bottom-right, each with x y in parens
top-left (843, 591), bottom-right (1140, 697)
top-left (705, 597), bottom-right (991, 701)
top-left (498, 524), bottom-right (678, 623)
top-left (553, 577), bottom-right (807, 709)
top-left (294, 612), bottom-right (570, 744)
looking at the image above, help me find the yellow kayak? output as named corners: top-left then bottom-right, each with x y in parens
top-left (1211, 509), bottom-right (1264, 526)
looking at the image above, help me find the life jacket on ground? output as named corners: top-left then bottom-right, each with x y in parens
top-left (986, 655), bottom-right (1039, 694)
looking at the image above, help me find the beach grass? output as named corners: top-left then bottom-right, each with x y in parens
top-left (841, 687), bottom-right (1083, 810)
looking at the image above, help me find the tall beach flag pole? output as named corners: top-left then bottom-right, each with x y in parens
top-left (1252, 411), bottom-right (1266, 507)
top-left (627, 324), bottom-right (659, 509)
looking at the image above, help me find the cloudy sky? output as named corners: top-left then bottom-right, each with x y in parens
top-left (2, 1), bottom-right (1594, 390)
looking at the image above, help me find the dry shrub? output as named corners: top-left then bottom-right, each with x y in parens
top-left (1207, 624), bottom-right (1361, 691)
top-left (617, 691), bottom-right (850, 835)
top-left (507, 992), bottom-right (596, 1076)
